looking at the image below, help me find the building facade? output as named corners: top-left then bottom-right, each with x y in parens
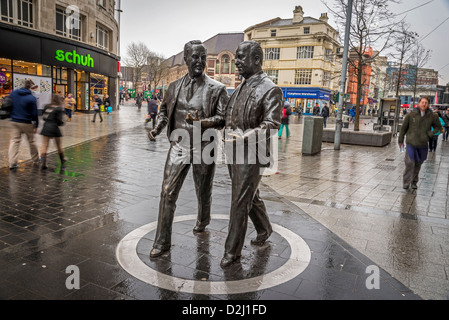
top-left (386, 62), bottom-right (439, 106)
top-left (0, 0), bottom-right (120, 112)
top-left (163, 33), bottom-right (244, 94)
top-left (244, 5), bottom-right (341, 114)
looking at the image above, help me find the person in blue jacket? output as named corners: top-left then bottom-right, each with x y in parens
top-left (428, 111), bottom-right (446, 152)
top-left (8, 80), bottom-right (40, 169)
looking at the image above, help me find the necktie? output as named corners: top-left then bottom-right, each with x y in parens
top-left (186, 78), bottom-right (196, 102)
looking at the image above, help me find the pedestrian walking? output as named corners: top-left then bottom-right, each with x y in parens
top-left (136, 93), bottom-right (143, 110)
top-left (442, 109), bottom-right (449, 141)
top-left (8, 80), bottom-right (40, 169)
top-left (428, 110), bottom-right (446, 152)
top-left (398, 96), bottom-right (442, 190)
top-left (321, 103), bottom-right (330, 128)
top-left (313, 103), bottom-right (320, 116)
top-left (146, 95), bottom-right (159, 128)
top-left (92, 95), bottom-right (103, 123)
top-left (279, 101), bottom-right (292, 138)
top-left (64, 93), bottom-right (76, 122)
top-left (349, 106), bottom-right (356, 124)
top-left (104, 94), bottom-right (111, 113)
top-left (40, 94), bottom-right (67, 169)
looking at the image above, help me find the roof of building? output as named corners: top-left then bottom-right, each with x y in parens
top-left (165, 32), bottom-right (244, 67)
top-left (245, 17), bottom-right (324, 31)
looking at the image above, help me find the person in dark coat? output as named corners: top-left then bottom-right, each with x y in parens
top-left (279, 101), bottom-right (292, 138)
top-left (313, 103), bottom-right (320, 116)
top-left (146, 96), bottom-right (159, 128)
top-left (321, 103), bottom-right (330, 128)
top-left (103, 94), bottom-right (111, 113)
top-left (92, 95), bottom-right (103, 123)
top-left (40, 94), bottom-right (66, 169)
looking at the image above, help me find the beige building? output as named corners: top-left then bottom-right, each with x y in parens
top-left (163, 33), bottom-right (244, 93)
top-left (0, 0), bottom-right (120, 111)
top-left (244, 5), bottom-right (341, 113)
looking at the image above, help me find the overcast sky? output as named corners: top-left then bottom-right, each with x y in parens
top-left (119, 0), bottom-right (449, 85)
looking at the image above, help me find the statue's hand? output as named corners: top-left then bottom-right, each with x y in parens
top-left (186, 110), bottom-right (200, 125)
top-left (148, 130), bottom-right (157, 141)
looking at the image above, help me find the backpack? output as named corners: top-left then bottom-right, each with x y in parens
top-left (282, 107), bottom-right (287, 119)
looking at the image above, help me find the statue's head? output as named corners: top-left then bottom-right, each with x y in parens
top-left (184, 40), bottom-right (207, 78)
top-left (235, 41), bottom-right (263, 80)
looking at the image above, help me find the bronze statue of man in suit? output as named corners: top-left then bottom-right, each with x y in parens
top-left (221, 40), bottom-right (283, 268)
top-left (148, 40), bottom-right (229, 258)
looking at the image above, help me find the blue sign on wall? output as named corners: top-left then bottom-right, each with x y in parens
top-left (282, 87), bottom-right (331, 101)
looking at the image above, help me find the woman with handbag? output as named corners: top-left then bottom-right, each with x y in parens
top-left (39, 94), bottom-right (67, 169)
top-left (92, 95), bottom-right (103, 123)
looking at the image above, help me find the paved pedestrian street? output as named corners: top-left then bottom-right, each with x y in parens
top-left (0, 104), bottom-right (447, 301)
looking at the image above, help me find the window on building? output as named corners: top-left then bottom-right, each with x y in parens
top-left (297, 46), bottom-right (314, 59)
top-left (215, 60), bottom-right (220, 74)
top-left (266, 70), bottom-right (279, 85)
top-left (56, 7), bottom-right (82, 41)
top-left (96, 23), bottom-right (110, 51)
top-left (295, 69), bottom-right (312, 85)
top-left (98, 0), bottom-right (106, 7)
top-left (17, 0), bottom-right (33, 27)
top-left (1, 0), bottom-right (34, 27)
top-left (304, 27), bottom-right (310, 34)
top-left (270, 29), bottom-right (277, 37)
top-left (323, 71), bottom-right (331, 87)
top-left (325, 49), bottom-right (333, 62)
top-left (1, 0), bottom-right (13, 23)
top-left (264, 48), bottom-right (280, 60)
top-left (220, 54), bottom-right (230, 74)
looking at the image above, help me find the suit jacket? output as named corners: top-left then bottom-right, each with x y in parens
top-left (225, 71), bottom-right (283, 166)
top-left (153, 74), bottom-right (229, 138)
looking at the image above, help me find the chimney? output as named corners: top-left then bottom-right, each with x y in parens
top-left (292, 5), bottom-right (304, 24)
top-left (319, 13), bottom-right (329, 23)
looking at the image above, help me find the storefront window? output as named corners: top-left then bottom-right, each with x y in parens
top-left (0, 58), bottom-right (13, 101)
top-left (76, 70), bottom-right (90, 111)
top-left (90, 73), bottom-right (108, 98)
top-left (13, 60), bottom-right (51, 76)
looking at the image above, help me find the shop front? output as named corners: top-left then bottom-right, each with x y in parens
top-left (281, 87), bottom-right (331, 115)
top-left (0, 25), bottom-right (119, 113)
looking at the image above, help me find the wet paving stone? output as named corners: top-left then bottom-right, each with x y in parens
top-left (0, 114), bottom-right (424, 300)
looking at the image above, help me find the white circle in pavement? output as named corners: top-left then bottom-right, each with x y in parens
top-left (116, 214), bottom-right (311, 295)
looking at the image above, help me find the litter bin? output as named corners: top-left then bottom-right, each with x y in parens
top-left (302, 116), bottom-right (324, 156)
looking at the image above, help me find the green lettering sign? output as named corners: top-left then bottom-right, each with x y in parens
top-left (55, 50), bottom-right (94, 68)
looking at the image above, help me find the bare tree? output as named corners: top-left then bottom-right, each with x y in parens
top-left (389, 22), bottom-right (417, 133)
top-left (146, 52), bottom-right (169, 94)
top-left (404, 43), bottom-right (432, 106)
top-left (324, 0), bottom-right (399, 131)
top-left (123, 42), bottom-right (151, 91)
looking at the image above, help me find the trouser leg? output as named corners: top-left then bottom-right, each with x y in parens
top-left (224, 164), bottom-right (266, 259)
top-left (192, 163), bottom-right (216, 228)
top-left (278, 124), bottom-right (284, 137)
top-left (249, 189), bottom-right (272, 241)
top-left (23, 124), bottom-right (39, 163)
top-left (286, 124), bottom-right (290, 137)
top-left (403, 150), bottom-right (423, 185)
top-left (8, 123), bottom-right (22, 166)
top-left (153, 148), bottom-right (191, 250)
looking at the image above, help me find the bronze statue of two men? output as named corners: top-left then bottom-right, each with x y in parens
top-left (148, 40), bottom-right (283, 268)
